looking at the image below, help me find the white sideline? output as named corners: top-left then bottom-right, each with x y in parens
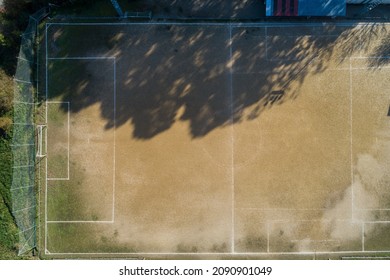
top-left (46, 221), bottom-right (114, 224)
top-left (362, 222), bottom-right (365, 251)
top-left (45, 250), bottom-right (390, 256)
top-left (358, 208), bottom-right (390, 211)
top-left (349, 57), bottom-right (354, 222)
top-left (228, 23), bottom-right (235, 254)
top-left (45, 23), bottom-right (48, 253)
top-left (48, 22), bottom-right (390, 28)
top-left (112, 58), bottom-right (117, 223)
top-left (48, 57), bottom-right (115, 60)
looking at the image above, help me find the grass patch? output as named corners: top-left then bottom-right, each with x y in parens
top-left (0, 135), bottom-right (19, 259)
top-left (47, 223), bottom-right (137, 254)
top-left (51, 0), bottom-right (147, 18)
top-left (47, 160), bottom-right (85, 221)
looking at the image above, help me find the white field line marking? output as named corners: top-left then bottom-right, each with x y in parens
top-left (290, 239), bottom-right (339, 243)
top-left (363, 221), bottom-right (390, 224)
top-left (265, 35), bottom-right (340, 38)
top-left (39, 126), bottom-right (44, 155)
top-left (68, 103), bottom-right (70, 180)
top-left (45, 23), bottom-right (49, 254)
top-left (265, 26), bottom-right (268, 60)
top-left (110, 58), bottom-right (117, 222)
top-left (237, 208), bottom-right (328, 211)
top-left (49, 56), bottom-right (116, 60)
top-left (358, 208), bottom-right (390, 211)
top-left (38, 154), bottom-right (42, 254)
top-left (362, 222), bottom-right (365, 251)
top-left (270, 219), bottom-right (355, 223)
top-left (45, 249), bottom-right (390, 255)
top-left (49, 22), bottom-right (229, 27)
top-left (46, 221), bottom-right (114, 224)
top-left (46, 101), bottom-right (70, 181)
top-left (350, 57), bottom-right (354, 221)
top-left (229, 23), bottom-right (235, 253)
top-left (350, 56), bottom-right (390, 59)
top-left (234, 68), bottom-right (351, 74)
top-left (48, 22), bottom-right (390, 28)
top-left (351, 66), bottom-right (390, 70)
top-left (343, 257), bottom-right (390, 259)
top-left (267, 222), bottom-right (270, 253)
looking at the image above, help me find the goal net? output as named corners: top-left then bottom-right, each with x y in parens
top-left (36, 125), bottom-right (46, 158)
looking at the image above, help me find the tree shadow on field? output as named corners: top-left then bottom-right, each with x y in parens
top-left (44, 22), bottom-right (388, 140)
top-left (143, 0), bottom-right (264, 19)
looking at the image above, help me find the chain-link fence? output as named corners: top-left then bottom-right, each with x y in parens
top-left (11, 7), bottom-right (49, 256)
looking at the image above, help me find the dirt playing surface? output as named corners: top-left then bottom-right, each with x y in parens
top-left (43, 22), bottom-right (390, 255)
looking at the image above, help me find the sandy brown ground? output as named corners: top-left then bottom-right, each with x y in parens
top-left (44, 23), bottom-right (390, 255)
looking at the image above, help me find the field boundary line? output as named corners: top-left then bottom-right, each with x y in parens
top-left (46, 221), bottom-right (114, 224)
top-left (363, 221), bottom-right (390, 224)
top-left (228, 22), bottom-right (235, 254)
top-left (45, 249), bottom-right (390, 255)
top-left (267, 222), bottom-right (270, 253)
top-left (265, 26), bottom-right (268, 60)
top-left (45, 23), bottom-right (48, 254)
top-left (47, 22), bottom-right (390, 28)
top-left (351, 66), bottom-right (390, 70)
top-left (48, 56), bottom-right (115, 60)
top-left (349, 57), bottom-right (354, 221)
top-left (362, 222), bottom-right (365, 251)
top-left (350, 56), bottom-right (390, 59)
top-left (270, 219), bottom-right (356, 223)
top-left (357, 208), bottom-right (390, 211)
top-left (237, 208), bottom-right (329, 211)
top-left (112, 57), bottom-right (116, 222)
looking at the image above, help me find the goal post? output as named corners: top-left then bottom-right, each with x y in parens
top-left (36, 124), bottom-right (46, 158)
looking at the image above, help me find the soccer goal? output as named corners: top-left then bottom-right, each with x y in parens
top-left (36, 124), bottom-right (47, 158)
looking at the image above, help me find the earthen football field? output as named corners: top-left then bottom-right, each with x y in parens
top-left (41, 21), bottom-right (390, 257)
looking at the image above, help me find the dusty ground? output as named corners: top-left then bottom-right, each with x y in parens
top-left (44, 22), bottom-right (390, 255)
